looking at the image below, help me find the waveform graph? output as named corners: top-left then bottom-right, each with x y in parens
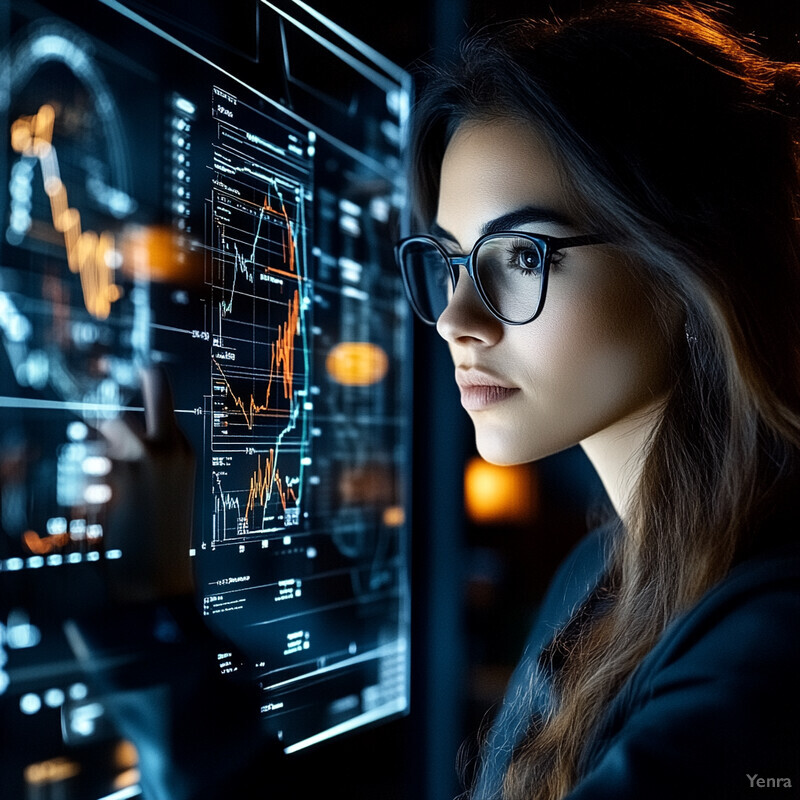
top-left (10, 103), bottom-right (121, 320)
top-left (208, 114), bottom-right (308, 320)
top-left (0, 23), bottom-right (156, 450)
top-left (209, 111), bottom-right (312, 444)
top-left (212, 344), bottom-right (307, 451)
top-left (211, 180), bottom-right (303, 323)
top-left (206, 93), bottom-right (314, 545)
top-left (212, 452), bottom-right (303, 543)
top-left (211, 268), bottom-right (306, 451)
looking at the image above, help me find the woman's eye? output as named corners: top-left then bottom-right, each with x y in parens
top-left (507, 246), bottom-right (542, 273)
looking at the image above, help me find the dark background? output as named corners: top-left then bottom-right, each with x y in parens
top-left (313, 0), bottom-right (800, 70)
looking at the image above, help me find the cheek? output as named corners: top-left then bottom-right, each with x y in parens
top-left (595, 268), bottom-right (673, 395)
top-left (520, 267), bottom-right (670, 426)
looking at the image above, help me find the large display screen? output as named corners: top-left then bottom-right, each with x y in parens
top-left (0, 0), bottom-right (411, 793)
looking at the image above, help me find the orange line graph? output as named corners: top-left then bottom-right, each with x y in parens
top-left (245, 450), bottom-right (298, 517)
top-left (213, 289), bottom-right (300, 428)
top-left (10, 104), bottom-right (119, 319)
top-left (218, 187), bottom-right (300, 318)
top-left (274, 289), bottom-right (300, 402)
top-left (262, 193), bottom-right (296, 274)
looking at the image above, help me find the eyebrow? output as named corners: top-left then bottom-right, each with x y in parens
top-left (430, 205), bottom-right (574, 245)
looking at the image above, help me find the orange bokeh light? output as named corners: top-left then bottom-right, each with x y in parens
top-left (22, 530), bottom-right (69, 555)
top-left (464, 457), bottom-right (538, 525)
top-left (382, 506), bottom-right (405, 527)
top-left (24, 757), bottom-right (80, 786)
top-left (119, 225), bottom-right (203, 286)
top-left (326, 342), bottom-right (388, 386)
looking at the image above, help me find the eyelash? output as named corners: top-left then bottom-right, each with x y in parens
top-left (504, 245), bottom-right (565, 274)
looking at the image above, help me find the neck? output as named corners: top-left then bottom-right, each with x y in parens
top-left (579, 399), bottom-right (664, 521)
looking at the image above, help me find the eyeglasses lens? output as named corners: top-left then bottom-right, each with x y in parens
top-left (401, 240), bottom-right (453, 323)
top-left (400, 235), bottom-right (546, 324)
top-left (475, 236), bottom-right (545, 323)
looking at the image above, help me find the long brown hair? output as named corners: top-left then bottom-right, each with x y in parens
top-left (408, 3), bottom-right (800, 798)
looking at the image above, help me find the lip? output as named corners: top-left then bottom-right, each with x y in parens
top-left (455, 369), bottom-right (520, 411)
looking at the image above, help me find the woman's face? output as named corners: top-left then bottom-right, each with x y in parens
top-left (435, 119), bottom-right (675, 465)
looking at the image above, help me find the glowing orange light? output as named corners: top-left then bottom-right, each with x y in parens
top-left (23, 530), bottom-right (69, 555)
top-left (11, 104), bottom-right (119, 319)
top-left (382, 506), bottom-right (405, 527)
top-left (119, 225), bottom-right (202, 285)
top-left (113, 768), bottom-right (141, 790)
top-left (325, 342), bottom-right (389, 386)
top-left (114, 740), bottom-right (139, 769)
top-left (464, 457), bottom-right (538, 525)
top-left (24, 757), bottom-right (80, 786)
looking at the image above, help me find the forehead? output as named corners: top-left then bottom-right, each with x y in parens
top-left (436, 119), bottom-right (567, 245)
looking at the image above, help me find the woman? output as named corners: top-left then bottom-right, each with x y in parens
top-left (396, 3), bottom-right (800, 798)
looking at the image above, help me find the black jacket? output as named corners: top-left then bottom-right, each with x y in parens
top-left (472, 524), bottom-right (800, 799)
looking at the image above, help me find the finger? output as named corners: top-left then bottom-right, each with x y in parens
top-left (141, 364), bottom-right (177, 443)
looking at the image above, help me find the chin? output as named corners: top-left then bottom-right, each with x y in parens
top-left (474, 423), bottom-right (569, 467)
top-left (474, 427), bottom-right (533, 467)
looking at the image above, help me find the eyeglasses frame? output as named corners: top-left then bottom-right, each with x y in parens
top-left (395, 230), bottom-right (606, 326)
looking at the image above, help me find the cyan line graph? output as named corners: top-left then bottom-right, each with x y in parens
top-left (214, 176), bottom-right (301, 318)
top-left (208, 115), bottom-right (312, 545)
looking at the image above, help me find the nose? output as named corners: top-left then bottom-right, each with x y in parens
top-left (435, 265), bottom-right (503, 346)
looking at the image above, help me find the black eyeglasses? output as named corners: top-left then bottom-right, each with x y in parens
top-left (395, 230), bottom-right (606, 325)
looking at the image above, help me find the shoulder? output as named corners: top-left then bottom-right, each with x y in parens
top-left (639, 535), bottom-right (800, 683)
top-left (574, 536), bottom-right (800, 799)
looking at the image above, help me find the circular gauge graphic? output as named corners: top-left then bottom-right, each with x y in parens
top-left (0, 19), bottom-right (149, 411)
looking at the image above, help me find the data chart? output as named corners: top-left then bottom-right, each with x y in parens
top-left (207, 90), bottom-right (313, 545)
top-left (0, 0), bottom-right (412, 768)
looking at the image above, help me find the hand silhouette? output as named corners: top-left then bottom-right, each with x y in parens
top-left (100, 364), bottom-right (195, 605)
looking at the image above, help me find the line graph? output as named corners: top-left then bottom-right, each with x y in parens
top-left (212, 287), bottom-right (299, 431)
top-left (245, 450), bottom-right (298, 517)
top-left (10, 104), bottom-right (120, 320)
top-left (215, 185), bottom-right (300, 318)
top-left (207, 88), bottom-right (312, 545)
top-left (212, 450), bottom-right (301, 541)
